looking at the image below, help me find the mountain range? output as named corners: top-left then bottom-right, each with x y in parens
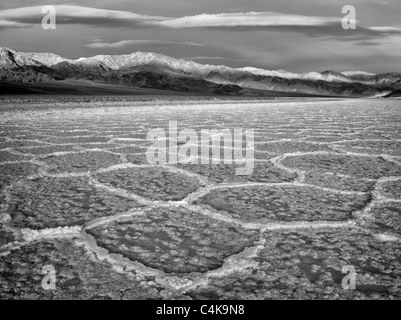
top-left (1, 46), bottom-right (400, 97)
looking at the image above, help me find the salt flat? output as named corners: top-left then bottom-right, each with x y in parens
top-left (0, 97), bottom-right (400, 300)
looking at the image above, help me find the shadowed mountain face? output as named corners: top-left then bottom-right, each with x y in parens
top-left (384, 90), bottom-right (401, 98)
top-left (0, 46), bottom-right (400, 97)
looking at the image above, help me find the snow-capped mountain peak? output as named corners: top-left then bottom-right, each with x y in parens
top-left (0, 47), bottom-right (44, 68)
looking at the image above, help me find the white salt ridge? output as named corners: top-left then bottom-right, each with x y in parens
top-left (21, 226), bottom-right (82, 242)
top-left (374, 233), bottom-right (401, 242)
top-left (75, 231), bottom-right (168, 285)
top-left (0, 160), bottom-right (32, 165)
top-left (47, 172), bottom-right (90, 178)
top-left (90, 177), bottom-right (157, 206)
top-left (270, 154), bottom-right (306, 182)
top-left (162, 165), bottom-right (210, 186)
top-left (84, 208), bottom-right (147, 230)
top-left (183, 203), bottom-right (358, 232)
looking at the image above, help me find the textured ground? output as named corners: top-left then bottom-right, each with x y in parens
top-left (0, 97), bottom-right (401, 300)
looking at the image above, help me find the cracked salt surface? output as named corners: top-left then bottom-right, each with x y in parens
top-left (1, 97), bottom-right (401, 300)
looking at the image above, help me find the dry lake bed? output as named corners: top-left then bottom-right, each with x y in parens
top-left (0, 96), bottom-right (401, 300)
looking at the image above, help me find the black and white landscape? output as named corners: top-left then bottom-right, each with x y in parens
top-left (1, 1), bottom-right (401, 303)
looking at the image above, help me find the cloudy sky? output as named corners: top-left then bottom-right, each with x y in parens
top-left (0, 0), bottom-right (400, 73)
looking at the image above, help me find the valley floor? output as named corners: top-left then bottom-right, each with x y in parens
top-left (0, 97), bottom-right (401, 300)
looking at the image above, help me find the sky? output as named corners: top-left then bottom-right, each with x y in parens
top-left (0, 0), bottom-right (400, 73)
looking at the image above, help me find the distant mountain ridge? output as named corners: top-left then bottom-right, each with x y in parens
top-left (0, 46), bottom-right (400, 97)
